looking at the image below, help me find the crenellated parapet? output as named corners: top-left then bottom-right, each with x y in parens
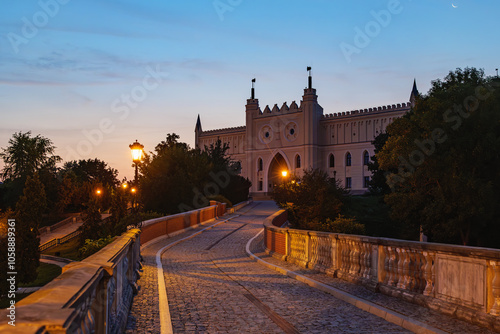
top-left (322, 102), bottom-right (411, 119)
top-left (257, 100), bottom-right (302, 117)
top-left (199, 125), bottom-right (246, 136)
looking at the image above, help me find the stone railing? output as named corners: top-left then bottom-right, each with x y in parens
top-left (39, 229), bottom-right (82, 252)
top-left (264, 210), bottom-right (500, 331)
top-left (140, 201), bottom-right (226, 245)
top-left (39, 214), bottom-right (81, 234)
top-left (0, 229), bottom-right (142, 333)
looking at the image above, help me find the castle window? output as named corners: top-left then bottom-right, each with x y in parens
top-left (329, 154), bottom-right (335, 168)
top-left (346, 152), bottom-right (352, 167)
top-left (364, 176), bottom-right (370, 188)
top-left (346, 177), bottom-right (352, 189)
top-left (258, 180), bottom-right (263, 191)
top-left (295, 155), bottom-right (301, 169)
top-left (258, 158), bottom-right (263, 171)
top-left (363, 151), bottom-right (370, 165)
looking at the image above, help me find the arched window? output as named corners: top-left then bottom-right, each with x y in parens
top-left (258, 158), bottom-right (263, 171)
top-left (295, 155), bottom-right (301, 169)
top-left (329, 154), bottom-right (335, 168)
top-left (363, 151), bottom-right (370, 165)
top-left (346, 152), bottom-right (352, 166)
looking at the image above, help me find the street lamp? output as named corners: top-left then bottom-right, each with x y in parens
top-left (129, 140), bottom-right (144, 185)
top-left (281, 170), bottom-right (288, 178)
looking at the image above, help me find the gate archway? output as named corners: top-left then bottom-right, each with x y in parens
top-left (267, 153), bottom-right (289, 192)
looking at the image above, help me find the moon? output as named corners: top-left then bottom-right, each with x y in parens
top-left (452, 3), bottom-right (458, 8)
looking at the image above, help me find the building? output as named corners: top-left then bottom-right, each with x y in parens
top-left (195, 69), bottom-right (418, 197)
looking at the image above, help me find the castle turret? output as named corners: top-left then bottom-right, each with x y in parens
top-left (195, 114), bottom-right (202, 149)
top-left (410, 79), bottom-right (419, 107)
top-left (301, 67), bottom-right (323, 169)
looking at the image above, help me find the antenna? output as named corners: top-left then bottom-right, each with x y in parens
top-left (307, 66), bottom-right (312, 89)
top-left (251, 78), bottom-right (256, 99)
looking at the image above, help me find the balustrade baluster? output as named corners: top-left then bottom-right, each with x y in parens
top-left (387, 247), bottom-right (396, 286)
top-left (383, 246), bottom-right (390, 284)
top-left (490, 260), bottom-right (500, 316)
top-left (423, 251), bottom-right (435, 296)
top-left (396, 248), bottom-right (406, 289)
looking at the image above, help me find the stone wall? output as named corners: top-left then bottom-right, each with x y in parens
top-left (0, 229), bottom-right (142, 334)
top-left (140, 202), bottom-right (226, 245)
top-left (263, 210), bottom-right (500, 331)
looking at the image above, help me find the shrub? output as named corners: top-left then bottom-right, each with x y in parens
top-left (78, 235), bottom-right (114, 259)
top-left (320, 215), bottom-right (366, 235)
top-left (206, 195), bottom-right (232, 208)
top-left (117, 211), bottom-right (163, 231)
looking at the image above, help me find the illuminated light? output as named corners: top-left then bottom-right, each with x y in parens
top-left (96, 189), bottom-right (102, 195)
top-left (131, 188), bottom-right (137, 193)
top-left (281, 170), bottom-right (288, 177)
top-left (129, 140), bottom-right (144, 163)
top-left (122, 183), bottom-right (128, 189)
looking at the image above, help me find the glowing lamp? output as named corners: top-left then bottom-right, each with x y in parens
top-left (281, 170), bottom-right (288, 177)
top-left (129, 140), bottom-right (144, 163)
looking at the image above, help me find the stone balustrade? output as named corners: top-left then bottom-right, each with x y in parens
top-left (264, 210), bottom-right (500, 330)
top-left (0, 229), bottom-right (141, 333)
top-left (140, 201), bottom-right (226, 245)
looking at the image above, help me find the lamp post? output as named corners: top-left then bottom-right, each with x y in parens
top-left (129, 140), bottom-right (144, 186)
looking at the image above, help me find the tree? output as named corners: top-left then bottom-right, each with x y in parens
top-left (141, 134), bottom-right (211, 214)
top-left (62, 158), bottom-right (119, 189)
top-left (14, 174), bottom-right (46, 283)
top-left (377, 68), bottom-right (500, 246)
top-left (78, 197), bottom-right (102, 245)
top-left (0, 131), bottom-right (61, 181)
top-left (0, 132), bottom-right (61, 210)
top-left (272, 169), bottom-right (348, 231)
top-left (367, 132), bottom-right (392, 195)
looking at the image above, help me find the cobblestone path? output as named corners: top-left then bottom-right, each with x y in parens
top-left (153, 202), bottom-right (410, 333)
top-left (127, 201), bottom-right (495, 333)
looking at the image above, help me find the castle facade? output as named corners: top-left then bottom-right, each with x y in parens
top-left (195, 70), bottom-right (417, 197)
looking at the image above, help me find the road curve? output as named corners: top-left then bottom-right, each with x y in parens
top-left (157, 201), bottom-right (410, 334)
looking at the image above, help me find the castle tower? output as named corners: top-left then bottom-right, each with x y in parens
top-left (301, 67), bottom-right (323, 169)
top-left (245, 79), bottom-right (260, 180)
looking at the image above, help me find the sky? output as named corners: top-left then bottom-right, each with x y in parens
top-left (0, 0), bottom-right (499, 181)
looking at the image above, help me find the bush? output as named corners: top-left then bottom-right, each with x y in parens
top-left (206, 195), bottom-right (232, 208)
top-left (116, 211), bottom-right (163, 231)
top-left (272, 169), bottom-right (348, 230)
top-left (78, 236), bottom-right (114, 259)
top-left (320, 215), bottom-right (366, 235)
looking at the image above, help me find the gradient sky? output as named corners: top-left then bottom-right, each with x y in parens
top-left (1, 0), bottom-right (499, 181)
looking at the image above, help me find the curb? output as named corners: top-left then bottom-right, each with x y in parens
top-left (245, 229), bottom-right (448, 334)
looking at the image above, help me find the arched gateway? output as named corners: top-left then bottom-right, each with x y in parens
top-left (267, 153), bottom-right (289, 192)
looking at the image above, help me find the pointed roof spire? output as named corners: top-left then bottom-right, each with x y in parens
top-left (410, 79), bottom-right (419, 107)
top-left (195, 114), bottom-right (202, 132)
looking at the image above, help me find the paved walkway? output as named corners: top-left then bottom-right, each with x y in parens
top-left (39, 214), bottom-right (110, 245)
top-left (126, 202), bottom-right (497, 333)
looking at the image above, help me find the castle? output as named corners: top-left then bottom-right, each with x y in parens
top-left (195, 68), bottom-right (418, 197)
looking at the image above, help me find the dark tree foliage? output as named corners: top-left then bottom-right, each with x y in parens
top-left (62, 158), bottom-right (119, 188)
top-left (367, 132), bottom-right (392, 195)
top-left (140, 135), bottom-right (251, 214)
top-left (78, 198), bottom-right (102, 245)
top-left (14, 174), bottom-right (46, 283)
top-left (272, 169), bottom-right (348, 231)
top-left (377, 68), bottom-right (500, 247)
top-left (0, 132), bottom-right (60, 210)
top-left (204, 139), bottom-right (251, 205)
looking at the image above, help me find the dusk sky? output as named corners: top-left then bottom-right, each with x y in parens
top-left (1, 0), bottom-right (499, 180)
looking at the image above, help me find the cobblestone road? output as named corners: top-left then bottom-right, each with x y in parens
top-left (149, 202), bottom-right (410, 333)
top-left (127, 201), bottom-right (496, 333)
